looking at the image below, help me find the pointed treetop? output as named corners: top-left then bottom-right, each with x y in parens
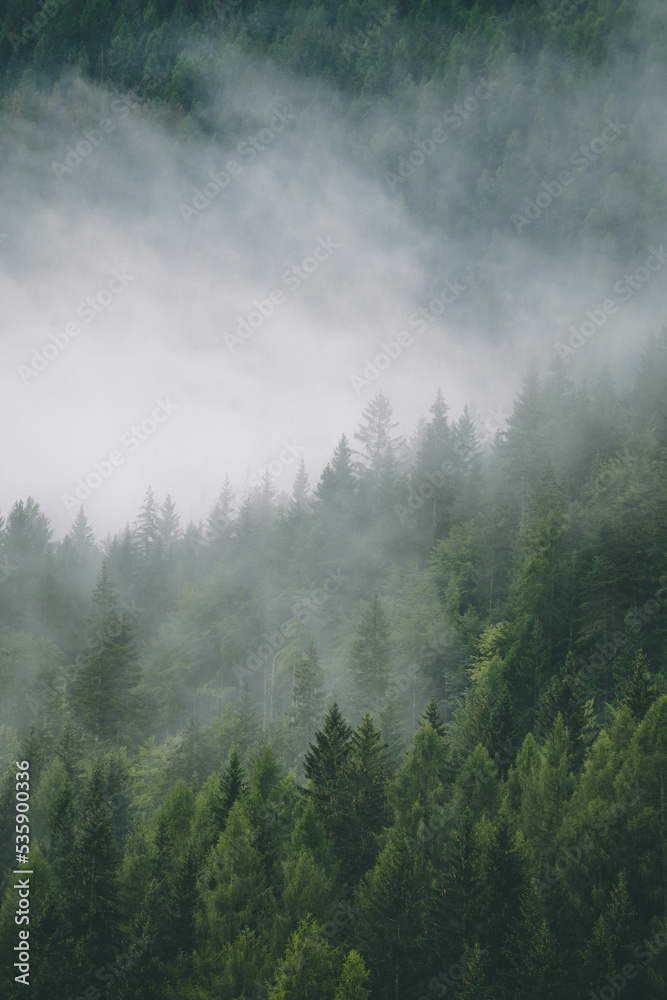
top-left (68, 507), bottom-right (96, 554)
top-left (422, 695), bottom-right (446, 736)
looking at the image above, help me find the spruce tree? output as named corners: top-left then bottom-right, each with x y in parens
top-left (343, 713), bottom-right (391, 884)
top-left (293, 639), bottom-right (325, 754)
top-left (422, 695), bottom-right (446, 736)
top-left (303, 703), bottom-right (353, 862)
top-left (349, 592), bottom-right (392, 716)
top-left (218, 745), bottom-right (247, 826)
top-left (70, 562), bottom-right (141, 746)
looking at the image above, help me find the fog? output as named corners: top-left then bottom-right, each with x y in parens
top-left (1, 7), bottom-right (665, 540)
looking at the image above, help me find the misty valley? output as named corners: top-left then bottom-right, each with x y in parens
top-left (2, 1), bottom-right (667, 999)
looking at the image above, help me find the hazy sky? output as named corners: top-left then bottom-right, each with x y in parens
top-left (1, 30), bottom-right (664, 540)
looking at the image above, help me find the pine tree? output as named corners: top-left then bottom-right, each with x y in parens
top-left (500, 363), bottom-right (546, 528)
top-left (535, 652), bottom-right (590, 770)
top-left (355, 835), bottom-right (422, 1000)
top-left (580, 872), bottom-right (638, 997)
top-left (422, 696), bottom-right (446, 736)
top-left (291, 459), bottom-right (311, 513)
top-left (268, 916), bottom-right (339, 1000)
top-left (410, 389), bottom-right (456, 542)
top-left (293, 639), bottom-right (325, 757)
top-left (70, 562), bottom-right (141, 746)
top-left (343, 713), bottom-right (392, 884)
top-left (621, 651), bottom-right (661, 723)
top-left (316, 434), bottom-right (357, 508)
top-left (207, 474), bottom-right (235, 544)
top-left (353, 392), bottom-right (405, 502)
top-left (349, 592), bottom-right (392, 716)
top-left (159, 494), bottom-right (181, 550)
top-left (134, 486), bottom-right (161, 560)
top-left (334, 950), bottom-right (371, 1000)
top-left (377, 695), bottom-right (405, 766)
top-left (63, 758), bottom-right (120, 974)
top-left (500, 882), bottom-right (561, 1000)
top-left (218, 746), bottom-right (247, 826)
top-left (68, 507), bottom-right (97, 555)
top-left (425, 808), bottom-right (483, 963)
top-left (533, 714), bottom-right (574, 858)
top-left (303, 703), bottom-right (353, 862)
top-left (198, 800), bottom-right (274, 949)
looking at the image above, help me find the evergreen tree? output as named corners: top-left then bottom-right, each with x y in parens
top-left (353, 392), bottom-right (405, 503)
top-left (159, 493), bottom-right (181, 550)
top-left (349, 592), bottom-right (392, 716)
top-left (422, 695), bottom-right (446, 736)
top-left (291, 459), bottom-right (311, 512)
top-left (355, 835), bottom-right (422, 1000)
top-left (63, 759), bottom-right (121, 977)
top-left (68, 506), bottom-right (97, 555)
top-left (70, 562), bottom-right (142, 746)
top-left (343, 713), bottom-right (392, 884)
top-left (134, 486), bottom-right (161, 560)
top-left (303, 703), bottom-right (353, 862)
top-left (218, 745), bottom-right (247, 826)
top-left (292, 639), bottom-right (325, 756)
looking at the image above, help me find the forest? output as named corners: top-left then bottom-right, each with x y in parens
top-left (2, 0), bottom-right (667, 998)
top-left (1, 348), bottom-right (667, 998)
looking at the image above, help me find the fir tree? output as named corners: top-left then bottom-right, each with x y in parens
top-left (303, 703), bottom-right (353, 862)
top-left (343, 713), bottom-right (392, 884)
top-left (349, 592), bottom-right (392, 716)
top-left (422, 695), bottom-right (446, 736)
top-left (70, 562), bottom-right (141, 746)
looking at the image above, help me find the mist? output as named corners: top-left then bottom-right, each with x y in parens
top-left (2, 1), bottom-right (665, 538)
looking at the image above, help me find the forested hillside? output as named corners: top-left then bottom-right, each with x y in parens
top-left (2, 0), bottom-right (667, 998)
top-left (1, 346), bottom-right (667, 997)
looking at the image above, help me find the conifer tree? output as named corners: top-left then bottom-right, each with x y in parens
top-left (159, 493), bottom-right (181, 550)
top-left (218, 745), bottom-right (247, 827)
top-left (303, 703), bottom-right (353, 861)
top-left (63, 759), bottom-right (120, 974)
top-left (70, 562), bottom-right (141, 746)
top-left (355, 834), bottom-right (422, 1000)
top-left (293, 639), bottom-right (325, 754)
top-left (349, 592), bottom-right (392, 716)
top-left (422, 695), bottom-right (446, 736)
top-left (343, 713), bottom-right (391, 884)
top-left (68, 506), bottom-right (97, 555)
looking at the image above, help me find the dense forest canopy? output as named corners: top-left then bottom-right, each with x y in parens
top-left (2, 0), bottom-right (667, 998)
